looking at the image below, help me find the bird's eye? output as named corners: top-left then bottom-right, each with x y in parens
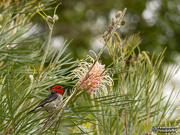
top-left (57, 87), bottom-right (61, 89)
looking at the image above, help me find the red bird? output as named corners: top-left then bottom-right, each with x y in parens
top-left (28, 85), bottom-right (66, 113)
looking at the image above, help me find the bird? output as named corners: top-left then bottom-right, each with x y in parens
top-left (28, 85), bottom-right (67, 113)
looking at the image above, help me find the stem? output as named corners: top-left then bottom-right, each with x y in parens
top-left (40, 24), bottom-right (54, 72)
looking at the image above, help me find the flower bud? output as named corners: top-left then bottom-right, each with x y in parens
top-left (115, 11), bottom-right (122, 19)
top-left (112, 18), bottom-right (115, 26)
top-left (117, 25), bottom-right (120, 29)
top-left (53, 14), bottom-right (59, 21)
top-left (108, 24), bottom-right (113, 31)
top-left (46, 15), bottom-right (54, 24)
top-left (29, 75), bottom-right (34, 82)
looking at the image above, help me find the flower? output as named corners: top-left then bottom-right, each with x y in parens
top-left (78, 61), bottom-right (104, 94)
top-left (72, 54), bottom-right (113, 96)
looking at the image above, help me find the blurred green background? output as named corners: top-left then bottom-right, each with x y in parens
top-left (32, 0), bottom-right (180, 64)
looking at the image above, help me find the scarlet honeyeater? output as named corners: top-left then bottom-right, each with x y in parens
top-left (28, 85), bottom-right (67, 113)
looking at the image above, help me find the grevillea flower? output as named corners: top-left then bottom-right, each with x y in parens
top-left (72, 53), bottom-right (113, 96)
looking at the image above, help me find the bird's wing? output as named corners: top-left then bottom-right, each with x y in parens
top-left (27, 92), bottom-right (58, 113)
top-left (37, 92), bottom-right (58, 107)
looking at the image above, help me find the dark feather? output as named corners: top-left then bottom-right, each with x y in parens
top-left (37, 92), bottom-right (58, 107)
top-left (28, 92), bottom-right (58, 113)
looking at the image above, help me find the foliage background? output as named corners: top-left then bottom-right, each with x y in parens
top-left (41, 0), bottom-right (180, 64)
top-left (0, 0), bottom-right (180, 134)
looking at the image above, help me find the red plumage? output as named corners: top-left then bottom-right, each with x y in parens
top-left (28, 85), bottom-right (66, 113)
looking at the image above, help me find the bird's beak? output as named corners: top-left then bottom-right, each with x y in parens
top-left (62, 86), bottom-right (69, 89)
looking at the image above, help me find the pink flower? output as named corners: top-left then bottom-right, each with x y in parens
top-left (77, 61), bottom-right (105, 94)
top-left (72, 55), bottom-right (113, 95)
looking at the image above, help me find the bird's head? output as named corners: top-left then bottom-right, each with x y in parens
top-left (51, 85), bottom-right (67, 95)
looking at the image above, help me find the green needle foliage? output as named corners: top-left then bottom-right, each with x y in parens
top-left (0, 1), bottom-right (179, 135)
